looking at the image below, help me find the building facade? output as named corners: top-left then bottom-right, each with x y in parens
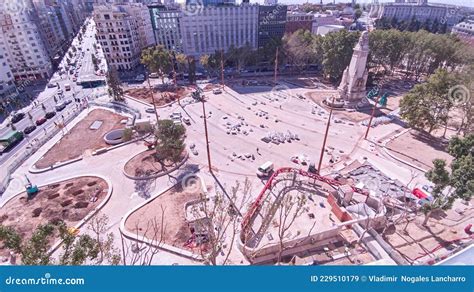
top-left (0, 10), bottom-right (53, 80)
top-left (0, 32), bottom-right (16, 100)
top-left (94, 3), bottom-right (154, 71)
top-left (285, 12), bottom-right (313, 34)
top-left (148, 4), bottom-right (182, 52)
top-left (180, 5), bottom-right (258, 56)
top-left (311, 13), bottom-right (338, 34)
top-left (257, 5), bottom-right (287, 49)
top-left (185, 0), bottom-right (236, 6)
top-left (370, 0), bottom-right (463, 27)
top-left (452, 20), bottom-right (474, 37)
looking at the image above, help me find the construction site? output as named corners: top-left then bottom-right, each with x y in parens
top-left (238, 166), bottom-right (387, 265)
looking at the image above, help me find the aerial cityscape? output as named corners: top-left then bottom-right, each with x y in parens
top-left (0, 0), bottom-right (472, 268)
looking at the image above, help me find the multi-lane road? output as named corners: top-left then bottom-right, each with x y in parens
top-left (0, 18), bottom-right (106, 166)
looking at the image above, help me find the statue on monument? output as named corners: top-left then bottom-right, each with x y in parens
top-left (337, 31), bottom-right (369, 105)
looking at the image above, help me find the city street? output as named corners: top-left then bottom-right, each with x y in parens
top-left (0, 18), bottom-right (106, 166)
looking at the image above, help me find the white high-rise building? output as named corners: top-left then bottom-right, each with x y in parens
top-left (94, 3), bottom-right (154, 71)
top-left (180, 5), bottom-right (258, 57)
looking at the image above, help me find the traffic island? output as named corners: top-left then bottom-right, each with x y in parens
top-left (125, 85), bottom-right (192, 107)
top-left (123, 149), bottom-right (188, 180)
top-left (121, 174), bottom-right (206, 260)
top-left (33, 109), bottom-right (130, 170)
top-left (0, 175), bottom-right (111, 260)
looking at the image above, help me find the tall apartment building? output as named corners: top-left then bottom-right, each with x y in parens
top-left (148, 4), bottom-right (182, 52)
top-left (257, 5), bottom-right (287, 49)
top-left (0, 10), bottom-right (53, 80)
top-left (370, 0), bottom-right (463, 27)
top-left (0, 32), bottom-right (17, 100)
top-left (94, 3), bottom-right (154, 71)
top-left (180, 5), bottom-right (258, 57)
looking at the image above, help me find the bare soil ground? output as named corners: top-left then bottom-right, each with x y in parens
top-left (125, 86), bottom-right (191, 106)
top-left (386, 129), bottom-right (454, 170)
top-left (383, 198), bottom-right (474, 264)
top-left (125, 178), bottom-right (205, 251)
top-left (0, 176), bottom-right (108, 259)
top-left (124, 150), bottom-right (187, 178)
top-left (35, 109), bottom-right (127, 169)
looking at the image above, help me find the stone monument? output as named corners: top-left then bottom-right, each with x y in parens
top-left (338, 31), bottom-right (369, 104)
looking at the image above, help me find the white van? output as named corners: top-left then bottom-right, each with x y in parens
top-left (257, 161), bottom-right (274, 178)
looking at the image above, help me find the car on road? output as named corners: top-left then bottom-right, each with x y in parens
top-left (23, 125), bottom-right (37, 135)
top-left (72, 77), bottom-right (77, 82)
top-left (36, 117), bottom-right (47, 125)
top-left (45, 112), bottom-right (56, 119)
top-left (213, 88), bottom-right (222, 94)
top-left (11, 112), bottom-right (25, 124)
top-left (183, 117), bottom-right (191, 125)
top-left (257, 161), bottom-right (274, 178)
top-left (149, 72), bottom-right (159, 78)
top-left (65, 99), bottom-right (73, 105)
top-left (47, 83), bottom-right (57, 88)
top-left (55, 102), bottom-right (66, 112)
top-left (145, 108), bottom-right (155, 114)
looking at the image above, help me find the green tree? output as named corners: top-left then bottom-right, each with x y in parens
top-left (154, 119), bottom-right (186, 163)
top-left (447, 134), bottom-right (474, 200)
top-left (400, 69), bottom-right (457, 133)
top-left (187, 56), bottom-right (196, 85)
top-left (107, 68), bottom-right (125, 102)
top-left (354, 9), bottom-right (362, 20)
top-left (140, 45), bottom-right (171, 85)
top-left (0, 222), bottom-right (100, 265)
top-left (423, 159), bottom-right (451, 226)
top-left (321, 30), bottom-right (360, 81)
top-left (423, 135), bottom-right (474, 226)
top-left (175, 53), bottom-right (187, 75)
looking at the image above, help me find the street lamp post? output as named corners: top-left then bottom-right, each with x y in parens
top-left (317, 95), bottom-right (336, 174)
top-left (364, 94), bottom-right (382, 140)
top-left (201, 94), bottom-right (212, 173)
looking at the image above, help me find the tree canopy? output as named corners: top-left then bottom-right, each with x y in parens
top-left (154, 119), bottom-right (186, 163)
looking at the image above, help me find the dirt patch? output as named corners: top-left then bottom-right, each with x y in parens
top-left (124, 150), bottom-right (187, 178)
top-left (0, 176), bottom-right (108, 259)
top-left (35, 109), bottom-right (128, 169)
top-left (383, 198), bottom-right (474, 264)
top-left (386, 129), bottom-right (453, 170)
top-left (125, 86), bottom-right (191, 106)
top-left (124, 178), bottom-right (204, 251)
